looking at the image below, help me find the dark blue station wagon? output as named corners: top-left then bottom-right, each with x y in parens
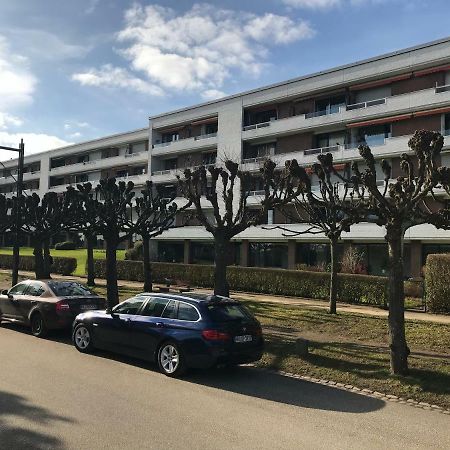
top-left (72, 293), bottom-right (264, 377)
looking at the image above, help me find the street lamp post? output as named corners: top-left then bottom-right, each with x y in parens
top-left (0, 139), bottom-right (25, 286)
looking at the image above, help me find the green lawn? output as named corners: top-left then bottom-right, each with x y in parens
top-left (0, 247), bottom-right (126, 276)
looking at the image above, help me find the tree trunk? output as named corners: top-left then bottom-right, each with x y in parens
top-left (328, 237), bottom-right (338, 314)
top-left (43, 239), bottom-right (52, 279)
top-left (214, 236), bottom-right (230, 297)
top-left (387, 229), bottom-right (409, 375)
top-left (142, 234), bottom-right (152, 292)
top-left (86, 233), bottom-right (95, 286)
top-left (33, 241), bottom-right (46, 280)
top-left (105, 237), bottom-right (119, 311)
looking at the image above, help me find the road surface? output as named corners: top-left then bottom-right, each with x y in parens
top-left (0, 323), bottom-right (449, 450)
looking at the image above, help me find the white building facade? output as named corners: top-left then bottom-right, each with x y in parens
top-left (1, 37), bottom-right (450, 277)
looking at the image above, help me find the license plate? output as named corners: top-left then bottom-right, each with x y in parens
top-left (234, 335), bottom-right (253, 343)
top-left (80, 304), bottom-right (97, 310)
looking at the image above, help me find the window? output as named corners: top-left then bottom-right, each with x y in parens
top-left (178, 302), bottom-right (199, 321)
top-left (164, 158), bottom-right (177, 170)
top-left (26, 282), bottom-right (45, 297)
top-left (113, 296), bottom-right (146, 315)
top-left (48, 281), bottom-right (94, 297)
top-left (141, 297), bottom-right (169, 317)
top-left (161, 132), bottom-right (179, 143)
top-left (202, 152), bottom-right (216, 166)
top-left (315, 95), bottom-right (346, 114)
top-left (445, 113), bottom-right (450, 135)
top-left (205, 123), bottom-right (218, 135)
top-left (161, 300), bottom-right (177, 319)
top-left (9, 283), bottom-right (29, 295)
top-left (207, 303), bottom-right (251, 322)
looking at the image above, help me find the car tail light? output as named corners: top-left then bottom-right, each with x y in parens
top-left (202, 329), bottom-right (231, 341)
top-left (56, 301), bottom-right (70, 313)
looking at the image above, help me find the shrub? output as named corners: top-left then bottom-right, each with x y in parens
top-left (0, 254), bottom-right (77, 276)
top-left (425, 254), bottom-right (450, 313)
top-left (92, 260), bottom-right (388, 306)
top-left (125, 241), bottom-right (143, 261)
top-left (54, 241), bottom-right (77, 250)
top-left (340, 247), bottom-right (367, 274)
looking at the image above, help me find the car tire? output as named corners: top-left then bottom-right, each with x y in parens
top-left (73, 323), bottom-right (94, 353)
top-left (30, 312), bottom-right (48, 338)
top-left (157, 341), bottom-right (186, 377)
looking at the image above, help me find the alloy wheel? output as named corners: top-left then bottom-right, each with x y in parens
top-left (75, 326), bottom-right (91, 350)
top-left (160, 344), bottom-right (179, 374)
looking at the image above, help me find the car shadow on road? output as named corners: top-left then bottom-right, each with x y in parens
top-left (0, 390), bottom-right (75, 450)
top-left (184, 366), bottom-right (386, 414)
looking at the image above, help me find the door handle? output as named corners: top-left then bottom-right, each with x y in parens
top-left (155, 322), bottom-right (164, 328)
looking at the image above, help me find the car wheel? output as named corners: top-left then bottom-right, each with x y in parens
top-left (73, 324), bottom-right (94, 353)
top-left (30, 312), bottom-right (47, 338)
top-left (157, 341), bottom-right (186, 377)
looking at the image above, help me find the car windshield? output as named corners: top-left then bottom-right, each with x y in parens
top-left (206, 303), bottom-right (252, 322)
top-left (48, 281), bottom-right (95, 297)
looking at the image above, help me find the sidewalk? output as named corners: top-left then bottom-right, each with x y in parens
top-left (2, 269), bottom-right (450, 325)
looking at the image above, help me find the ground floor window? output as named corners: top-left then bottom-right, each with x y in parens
top-left (249, 243), bottom-right (287, 268)
top-left (157, 242), bottom-right (184, 263)
top-left (295, 243), bottom-right (344, 270)
top-left (191, 242), bottom-right (215, 264)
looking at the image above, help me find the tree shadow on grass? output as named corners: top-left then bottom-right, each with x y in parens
top-left (0, 390), bottom-right (75, 450)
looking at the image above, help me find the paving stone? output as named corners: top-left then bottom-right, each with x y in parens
top-left (328, 381), bottom-right (337, 386)
top-left (386, 395), bottom-right (398, 399)
top-left (344, 384), bottom-right (354, 389)
top-left (336, 383), bottom-right (345, 387)
top-left (407, 399), bottom-right (417, 404)
top-left (361, 389), bottom-right (372, 393)
top-left (419, 402), bottom-right (431, 407)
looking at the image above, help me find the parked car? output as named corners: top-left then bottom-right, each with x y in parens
top-left (0, 280), bottom-right (106, 337)
top-left (72, 293), bottom-right (264, 377)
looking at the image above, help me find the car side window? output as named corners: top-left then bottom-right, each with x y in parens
top-left (9, 283), bottom-right (29, 295)
top-left (177, 302), bottom-right (199, 321)
top-left (113, 296), bottom-right (146, 315)
top-left (161, 300), bottom-right (177, 319)
top-left (26, 282), bottom-right (45, 297)
top-left (141, 297), bottom-right (169, 317)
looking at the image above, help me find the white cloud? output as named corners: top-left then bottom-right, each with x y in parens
top-left (201, 89), bottom-right (227, 100)
top-left (68, 131), bottom-right (82, 139)
top-left (72, 64), bottom-right (164, 96)
top-left (0, 112), bottom-right (23, 130)
top-left (73, 3), bottom-right (314, 96)
top-left (64, 121), bottom-right (90, 131)
top-left (0, 36), bottom-right (36, 109)
top-left (0, 132), bottom-right (72, 161)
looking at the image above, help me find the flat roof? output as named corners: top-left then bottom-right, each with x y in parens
top-left (149, 36), bottom-right (450, 120)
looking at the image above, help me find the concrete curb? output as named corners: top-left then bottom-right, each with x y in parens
top-left (254, 366), bottom-right (450, 415)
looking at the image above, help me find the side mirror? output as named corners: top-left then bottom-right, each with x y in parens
top-left (1, 289), bottom-right (8, 295)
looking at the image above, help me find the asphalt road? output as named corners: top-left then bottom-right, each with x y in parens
top-left (1, 323), bottom-right (449, 450)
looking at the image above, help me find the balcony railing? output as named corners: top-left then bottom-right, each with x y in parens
top-left (153, 133), bottom-right (217, 148)
top-left (194, 132), bottom-right (217, 141)
top-left (304, 144), bottom-right (339, 156)
top-left (242, 156), bottom-right (270, 164)
top-left (305, 106), bottom-right (342, 120)
top-left (247, 190), bottom-right (266, 196)
top-left (152, 163), bottom-right (216, 177)
top-left (346, 98), bottom-right (386, 111)
top-left (242, 121), bottom-right (273, 131)
top-left (435, 84), bottom-right (450, 93)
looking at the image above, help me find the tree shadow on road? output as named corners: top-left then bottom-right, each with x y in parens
top-left (0, 390), bottom-right (75, 450)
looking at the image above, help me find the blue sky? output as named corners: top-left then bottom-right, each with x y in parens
top-left (0, 0), bottom-right (449, 159)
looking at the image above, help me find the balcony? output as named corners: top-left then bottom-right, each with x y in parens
top-left (242, 86), bottom-right (450, 141)
top-left (0, 170), bottom-right (41, 185)
top-left (151, 163), bottom-right (216, 183)
top-left (152, 133), bottom-right (217, 156)
top-left (49, 151), bottom-right (148, 175)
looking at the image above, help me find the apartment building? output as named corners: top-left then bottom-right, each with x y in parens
top-left (1, 37), bottom-right (450, 277)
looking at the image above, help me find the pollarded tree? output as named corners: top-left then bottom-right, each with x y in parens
top-left (19, 191), bottom-right (77, 279)
top-left (178, 159), bottom-right (294, 297)
top-left (69, 183), bottom-right (98, 286)
top-left (350, 130), bottom-right (450, 375)
top-left (85, 179), bottom-right (135, 309)
top-left (134, 181), bottom-right (178, 292)
top-left (272, 154), bottom-right (364, 314)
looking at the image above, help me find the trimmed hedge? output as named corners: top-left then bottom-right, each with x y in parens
top-left (425, 254), bottom-right (450, 313)
top-left (54, 241), bottom-right (77, 250)
top-left (92, 260), bottom-right (388, 306)
top-left (0, 254), bottom-right (77, 276)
